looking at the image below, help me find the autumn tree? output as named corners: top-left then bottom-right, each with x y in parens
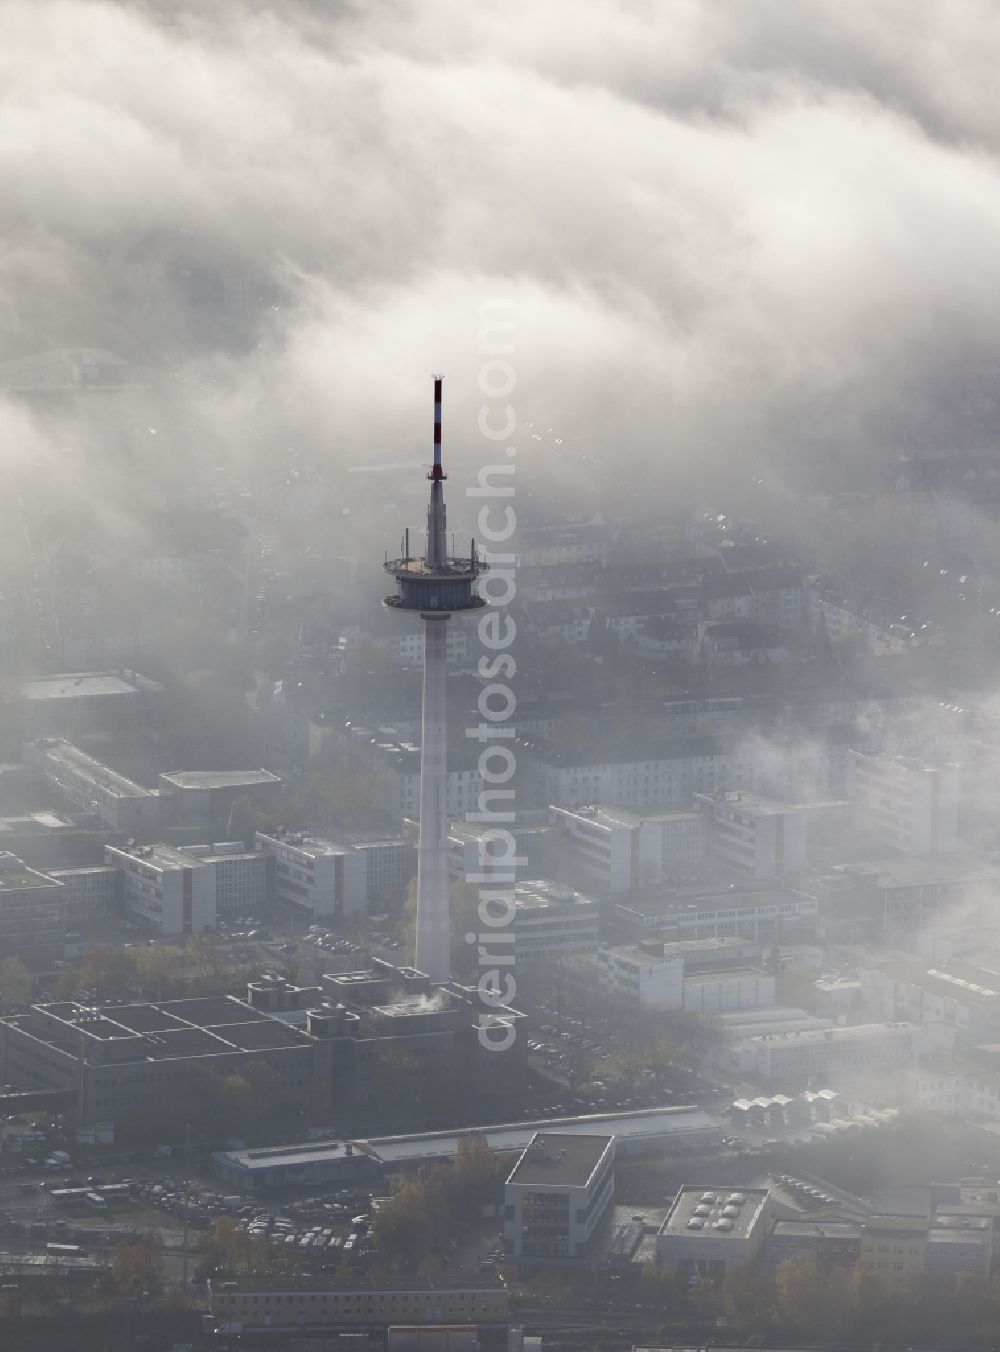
top-left (0, 956), bottom-right (32, 1008)
top-left (131, 944), bottom-right (182, 999)
top-left (112, 1236), bottom-right (161, 1293)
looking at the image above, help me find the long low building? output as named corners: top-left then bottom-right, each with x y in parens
top-left (213, 1106), bottom-right (722, 1192)
top-left (24, 738), bottom-right (161, 833)
top-left (207, 1277), bottom-right (509, 1331)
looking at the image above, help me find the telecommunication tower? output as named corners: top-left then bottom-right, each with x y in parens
top-left (384, 377), bottom-right (487, 982)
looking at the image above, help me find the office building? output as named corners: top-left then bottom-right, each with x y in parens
top-left (694, 792), bottom-right (808, 878)
top-left (548, 804), bottom-right (710, 893)
top-left (655, 1186), bottom-right (771, 1279)
top-left (751, 1022), bottom-right (923, 1085)
top-left (597, 939), bottom-right (774, 1013)
top-left (47, 865), bottom-right (120, 926)
top-left (861, 956), bottom-right (1000, 1046)
top-left (843, 854), bottom-right (998, 936)
top-left (105, 842), bottom-right (215, 935)
top-left (859, 1215), bottom-right (928, 1285)
top-left (611, 887), bottom-right (818, 945)
top-left (504, 1132), bottom-right (615, 1262)
top-left (25, 738), bottom-right (161, 834)
top-left (511, 880), bottom-right (601, 964)
top-left (182, 842), bottom-right (271, 917)
top-left (767, 1219), bottom-right (862, 1270)
top-left (852, 749), bottom-right (960, 855)
top-left (0, 852), bottom-right (65, 967)
top-left (256, 830), bottom-right (367, 922)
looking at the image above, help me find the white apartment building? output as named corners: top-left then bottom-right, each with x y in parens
top-left (25, 738), bottom-right (162, 834)
top-left (852, 749), bottom-right (960, 855)
top-left (511, 880), bottom-right (601, 964)
top-left (504, 1132), bottom-right (615, 1262)
top-left (340, 616), bottom-right (473, 668)
top-left (255, 831), bottom-right (366, 922)
top-left (105, 843), bottom-right (215, 936)
top-left (656, 1186), bottom-right (771, 1279)
top-left (527, 738), bottom-right (758, 816)
top-left (549, 804), bottom-right (710, 893)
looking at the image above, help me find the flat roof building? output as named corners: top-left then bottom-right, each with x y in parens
top-left (505, 1131), bottom-right (615, 1263)
top-left (0, 994), bottom-right (334, 1128)
top-left (0, 852), bottom-right (65, 968)
top-left (22, 671), bottom-right (162, 735)
top-left (852, 749), bottom-right (959, 856)
top-left (656, 1185), bottom-right (771, 1279)
top-left (511, 880), bottom-right (601, 964)
top-left (159, 769), bottom-right (282, 827)
top-left (25, 738), bottom-right (161, 834)
top-left (105, 843), bottom-right (215, 936)
top-left (206, 1277), bottom-right (509, 1332)
top-left (256, 830), bottom-right (366, 922)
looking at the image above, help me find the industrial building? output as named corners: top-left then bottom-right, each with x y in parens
top-left (0, 994), bottom-right (334, 1127)
top-left (256, 830), bottom-right (367, 921)
top-left (24, 738), bottom-right (161, 834)
top-left (504, 1131), bottom-right (615, 1263)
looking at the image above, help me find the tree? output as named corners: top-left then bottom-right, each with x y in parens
top-left (0, 956), bottom-right (32, 1008)
top-left (112, 1236), bottom-right (160, 1293)
top-left (776, 962), bottom-right (818, 1011)
top-left (774, 1251), bottom-right (825, 1334)
top-left (372, 1177), bottom-right (435, 1270)
top-left (79, 945), bottom-right (135, 1001)
top-left (132, 944), bottom-right (182, 999)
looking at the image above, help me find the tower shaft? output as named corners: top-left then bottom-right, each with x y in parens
top-left (413, 616), bottom-right (451, 982)
top-left (384, 376), bottom-right (486, 985)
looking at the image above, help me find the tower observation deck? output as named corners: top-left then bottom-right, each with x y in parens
top-left (383, 377), bottom-right (488, 982)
